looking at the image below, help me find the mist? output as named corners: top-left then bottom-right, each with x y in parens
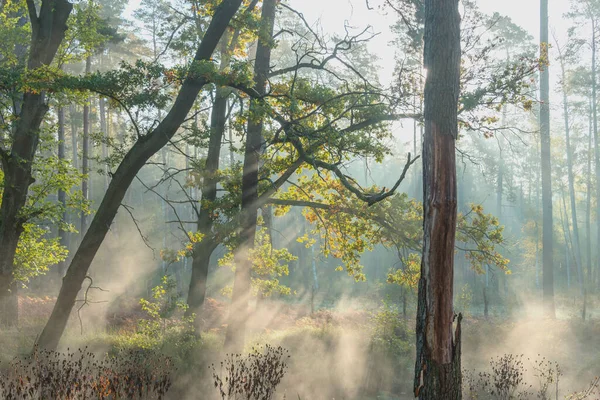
top-left (0, 0), bottom-right (599, 399)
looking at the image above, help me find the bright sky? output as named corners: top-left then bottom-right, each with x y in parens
top-left (286, 0), bottom-right (575, 84)
top-left (124, 0), bottom-right (578, 86)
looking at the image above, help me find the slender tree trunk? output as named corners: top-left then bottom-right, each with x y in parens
top-left (57, 107), bottom-right (68, 277)
top-left (556, 41), bottom-right (583, 294)
top-left (587, 97), bottom-right (593, 283)
top-left (99, 97), bottom-right (109, 193)
top-left (186, 89), bottom-right (228, 319)
top-left (70, 104), bottom-right (78, 170)
top-left (540, 0), bottom-right (555, 318)
top-left (224, 0), bottom-right (277, 352)
top-left (592, 20), bottom-right (600, 291)
top-left (35, 0), bottom-right (244, 350)
top-left (0, 0), bottom-right (73, 326)
top-left (81, 56), bottom-right (91, 235)
top-left (413, 0), bottom-right (462, 398)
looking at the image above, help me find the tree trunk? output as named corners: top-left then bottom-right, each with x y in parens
top-left (99, 97), bottom-right (109, 193)
top-left (540, 0), bottom-right (555, 318)
top-left (57, 107), bottom-right (68, 277)
top-left (0, 0), bottom-right (73, 326)
top-left (81, 56), bottom-right (91, 236)
top-left (186, 89), bottom-right (228, 320)
top-left (186, 22), bottom-right (246, 321)
top-left (556, 41), bottom-right (583, 294)
top-left (35, 0), bottom-right (244, 350)
top-left (70, 104), bottom-right (78, 170)
top-left (587, 97), bottom-right (593, 283)
top-left (413, 0), bottom-right (462, 398)
top-left (592, 19), bottom-right (600, 291)
top-left (224, 0), bottom-right (277, 352)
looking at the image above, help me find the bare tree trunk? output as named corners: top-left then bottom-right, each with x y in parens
top-left (556, 39), bottom-right (583, 294)
top-left (540, 0), bottom-right (555, 318)
top-left (35, 0), bottom-right (244, 350)
top-left (0, 0), bottom-right (73, 326)
top-left (70, 104), bottom-right (78, 170)
top-left (587, 97), bottom-right (593, 283)
top-left (99, 97), bottom-right (109, 193)
top-left (592, 19), bottom-right (600, 291)
top-left (57, 107), bottom-right (68, 277)
top-left (81, 56), bottom-right (92, 235)
top-left (224, 0), bottom-right (277, 352)
top-left (413, 0), bottom-right (462, 398)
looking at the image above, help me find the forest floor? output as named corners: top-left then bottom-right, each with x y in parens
top-left (2, 295), bottom-right (600, 399)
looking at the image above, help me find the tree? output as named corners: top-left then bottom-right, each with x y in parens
top-left (555, 36), bottom-right (584, 295)
top-left (0, 0), bottom-right (73, 325)
top-left (539, 0), bottom-right (555, 317)
top-left (186, 0), bottom-right (259, 326)
top-left (224, 0), bottom-right (277, 352)
top-left (413, 0), bottom-right (462, 397)
top-left (35, 0), bottom-right (246, 351)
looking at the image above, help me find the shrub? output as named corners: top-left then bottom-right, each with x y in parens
top-left (211, 345), bottom-right (289, 400)
top-left (463, 354), bottom-right (532, 400)
top-left (0, 346), bottom-right (174, 399)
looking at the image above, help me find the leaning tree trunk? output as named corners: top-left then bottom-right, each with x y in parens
top-left (540, 0), bottom-right (555, 318)
top-left (413, 0), bottom-right (462, 398)
top-left (35, 0), bottom-right (244, 351)
top-left (0, 0), bottom-right (73, 326)
top-left (224, 0), bottom-right (277, 353)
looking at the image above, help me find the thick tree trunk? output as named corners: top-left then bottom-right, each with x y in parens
top-left (413, 0), bottom-right (462, 398)
top-left (224, 0), bottom-right (277, 352)
top-left (540, 0), bottom-right (555, 318)
top-left (35, 0), bottom-right (244, 350)
top-left (57, 107), bottom-right (68, 277)
top-left (0, 0), bottom-right (73, 326)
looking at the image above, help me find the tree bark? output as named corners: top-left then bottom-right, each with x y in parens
top-left (224, 0), bottom-right (277, 353)
top-left (35, 0), bottom-right (244, 350)
top-left (540, 0), bottom-right (555, 318)
top-left (413, 0), bottom-right (462, 398)
top-left (0, 0), bottom-right (73, 326)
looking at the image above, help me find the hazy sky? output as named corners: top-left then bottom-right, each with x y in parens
top-left (287, 0), bottom-right (575, 84)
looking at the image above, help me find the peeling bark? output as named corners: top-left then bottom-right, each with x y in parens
top-left (413, 0), bottom-right (462, 398)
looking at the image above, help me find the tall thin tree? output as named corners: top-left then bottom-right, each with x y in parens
top-left (540, 0), bottom-right (555, 317)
